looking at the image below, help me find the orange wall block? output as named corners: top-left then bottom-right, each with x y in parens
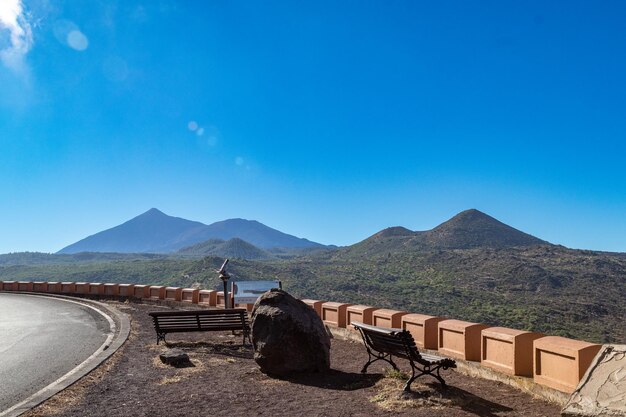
top-left (149, 286), bottom-right (166, 300)
top-left (198, 290), bottom-right (217, 306)
top-left (60, 282), bottom-right (76, 293)
top-left (481, 327), bottom-right (544, 377)
top-left (47, 282), bottom-right (61, 293)
top-left (88, 283), bottom-right (104, 295)
top-left (133, 284), bottom-right (150, 298)
top-left (164, 287), bottom-right (183, 301)
top-left (216, 291), bottom-right (226, 307)
top-left (346, 305), bottom-right (377, 328)
top-left (181, 288), bottom-right (199, 303)
top-left (438, 319), bottom-right (489, 361)
top-left (75, 282), bottom-right (89, 294)
top-left (301, 299), bottom-right (325, 316)
top-left (17, 281), bottom-right (34, 292)
top-left (534, 336), bottom-right (601, 393)
top-left (235, 303), bottom-right (254, 312)
top-left (401, 314), bottom-right (444, 350)
top-left (2, 281), bottom-right (17, 291)
top-left (321, 302), bottom-right (353, 327)
top-left (33, 282), bottom-right (48, 293)
top-left (216, 291), bottom-right (234, 308)
top-left (118, 284), bottom-right (135, 297)
top-left (372, 309), bottom-right (407, 328)
top-left (103, 283), bottom-right (119, 296)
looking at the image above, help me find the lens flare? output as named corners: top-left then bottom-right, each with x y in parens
top-left (67, 30), bottom-right (88, 51)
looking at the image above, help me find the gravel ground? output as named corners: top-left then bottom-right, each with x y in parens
top-left (23, 301), bottom-right (561, 417)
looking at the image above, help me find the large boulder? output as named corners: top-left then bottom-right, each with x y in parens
top-left (251, 289), bottom-right (330, 376)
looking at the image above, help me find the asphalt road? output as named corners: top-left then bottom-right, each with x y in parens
top-left (0, 293), bottom-right (110, 413)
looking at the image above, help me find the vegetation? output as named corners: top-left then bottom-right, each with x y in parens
top-left (0, 251), bottom-right (169, 265)
top-left (183, 246), bottom-right (625, 344)
top-left (0, 257), bottom-right (194, 286)
top-left (177, 238), bottom-right (274, 260)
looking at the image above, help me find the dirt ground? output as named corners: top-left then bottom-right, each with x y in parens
top-left (24, 301), bottom-right (561, 417)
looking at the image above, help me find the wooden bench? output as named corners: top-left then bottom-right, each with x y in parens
top-left (352, 321), bottom-right (456, 391)
top-left (149, 308), bottom-right (251, 345)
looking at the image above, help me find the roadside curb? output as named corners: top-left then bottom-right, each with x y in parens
top-left (0, 293), bottom-right (131, 417)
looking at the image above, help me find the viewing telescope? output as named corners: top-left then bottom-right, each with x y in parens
top-left (217, 259), bottom-right (231, 308)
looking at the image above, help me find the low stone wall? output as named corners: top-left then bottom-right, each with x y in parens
top-left (0, 280), bottom-right (606, 404)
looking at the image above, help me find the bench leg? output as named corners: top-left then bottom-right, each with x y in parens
top-left (357, 327), bottom-right (399, 373)
top-left (242, 328), bottom-right (252, 346)
top-left (403, 364), bottom-right (447, 392)
top-left (156, 332), bottom-right (166, 345)
top-left (361, 352), bottom-right (399, 373)
top-left (435, 367), bottom-right (447, 389)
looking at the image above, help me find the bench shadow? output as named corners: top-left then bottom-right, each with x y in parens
top-left (280, 369), bottom-right (383, 391)
top-left (165, 341), bottom-right (254, 360)
top-left (413, 382), bottom-right (514, 417)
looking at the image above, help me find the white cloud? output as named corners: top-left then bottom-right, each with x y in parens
top-left (0, 0), bottom-right (33, 72)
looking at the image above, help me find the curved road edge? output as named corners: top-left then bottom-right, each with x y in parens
top-left (0, 293), bottom-right (131, 417)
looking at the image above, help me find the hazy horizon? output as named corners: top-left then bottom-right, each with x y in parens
top-left (1, 1), bottom-right (625, 253)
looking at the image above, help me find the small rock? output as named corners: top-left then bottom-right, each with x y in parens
top-left (159, 349), bottom-right (190, 367)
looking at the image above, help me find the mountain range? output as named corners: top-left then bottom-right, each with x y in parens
top-left (343, 209), bottom-right (547, 257)
top-left (57, 208), bottom-right (325, 254)
top-left (58, 207), bottom-right (549, 258)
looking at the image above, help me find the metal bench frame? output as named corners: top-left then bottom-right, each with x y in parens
top-left (149, 308), bottom-right (251, 345)
top-left (352, 321), bottom-right (456, 391)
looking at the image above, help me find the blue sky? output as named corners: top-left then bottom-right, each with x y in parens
top-left (1, 0), bottom-right (625, 253)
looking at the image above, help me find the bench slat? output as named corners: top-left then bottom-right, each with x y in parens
top-left (149, 308), bottom-right (247, 317)
top-left (149, 308), bottom-right (250, 345)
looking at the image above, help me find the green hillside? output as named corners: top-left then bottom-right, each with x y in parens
top-left (200, 247), bottom-right (624, 343)
top-left (177, 238), bottom-right (274, 260)
top-left (1, 245), bottom-right (624, 343)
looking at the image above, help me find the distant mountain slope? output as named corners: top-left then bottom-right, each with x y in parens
top-left (57, 209), bottom-right (208, 254)
top-left (176, 239), bottom-right (226, 255)
top-left (57, 208), bottom-right (325, 254)
top-left (177, 238), bottom-right (274, 260)
top-left (419, 209), bottom-right (546, 249)
top-left (344, 209), bottom-right (547, 256)
top-left (201, 218), bottom-right (323, 249)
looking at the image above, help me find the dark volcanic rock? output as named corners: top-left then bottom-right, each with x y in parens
top-left (251, 289), bottom-right (330, 376)
top-left (159, 349), bottom-right (190, 367)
